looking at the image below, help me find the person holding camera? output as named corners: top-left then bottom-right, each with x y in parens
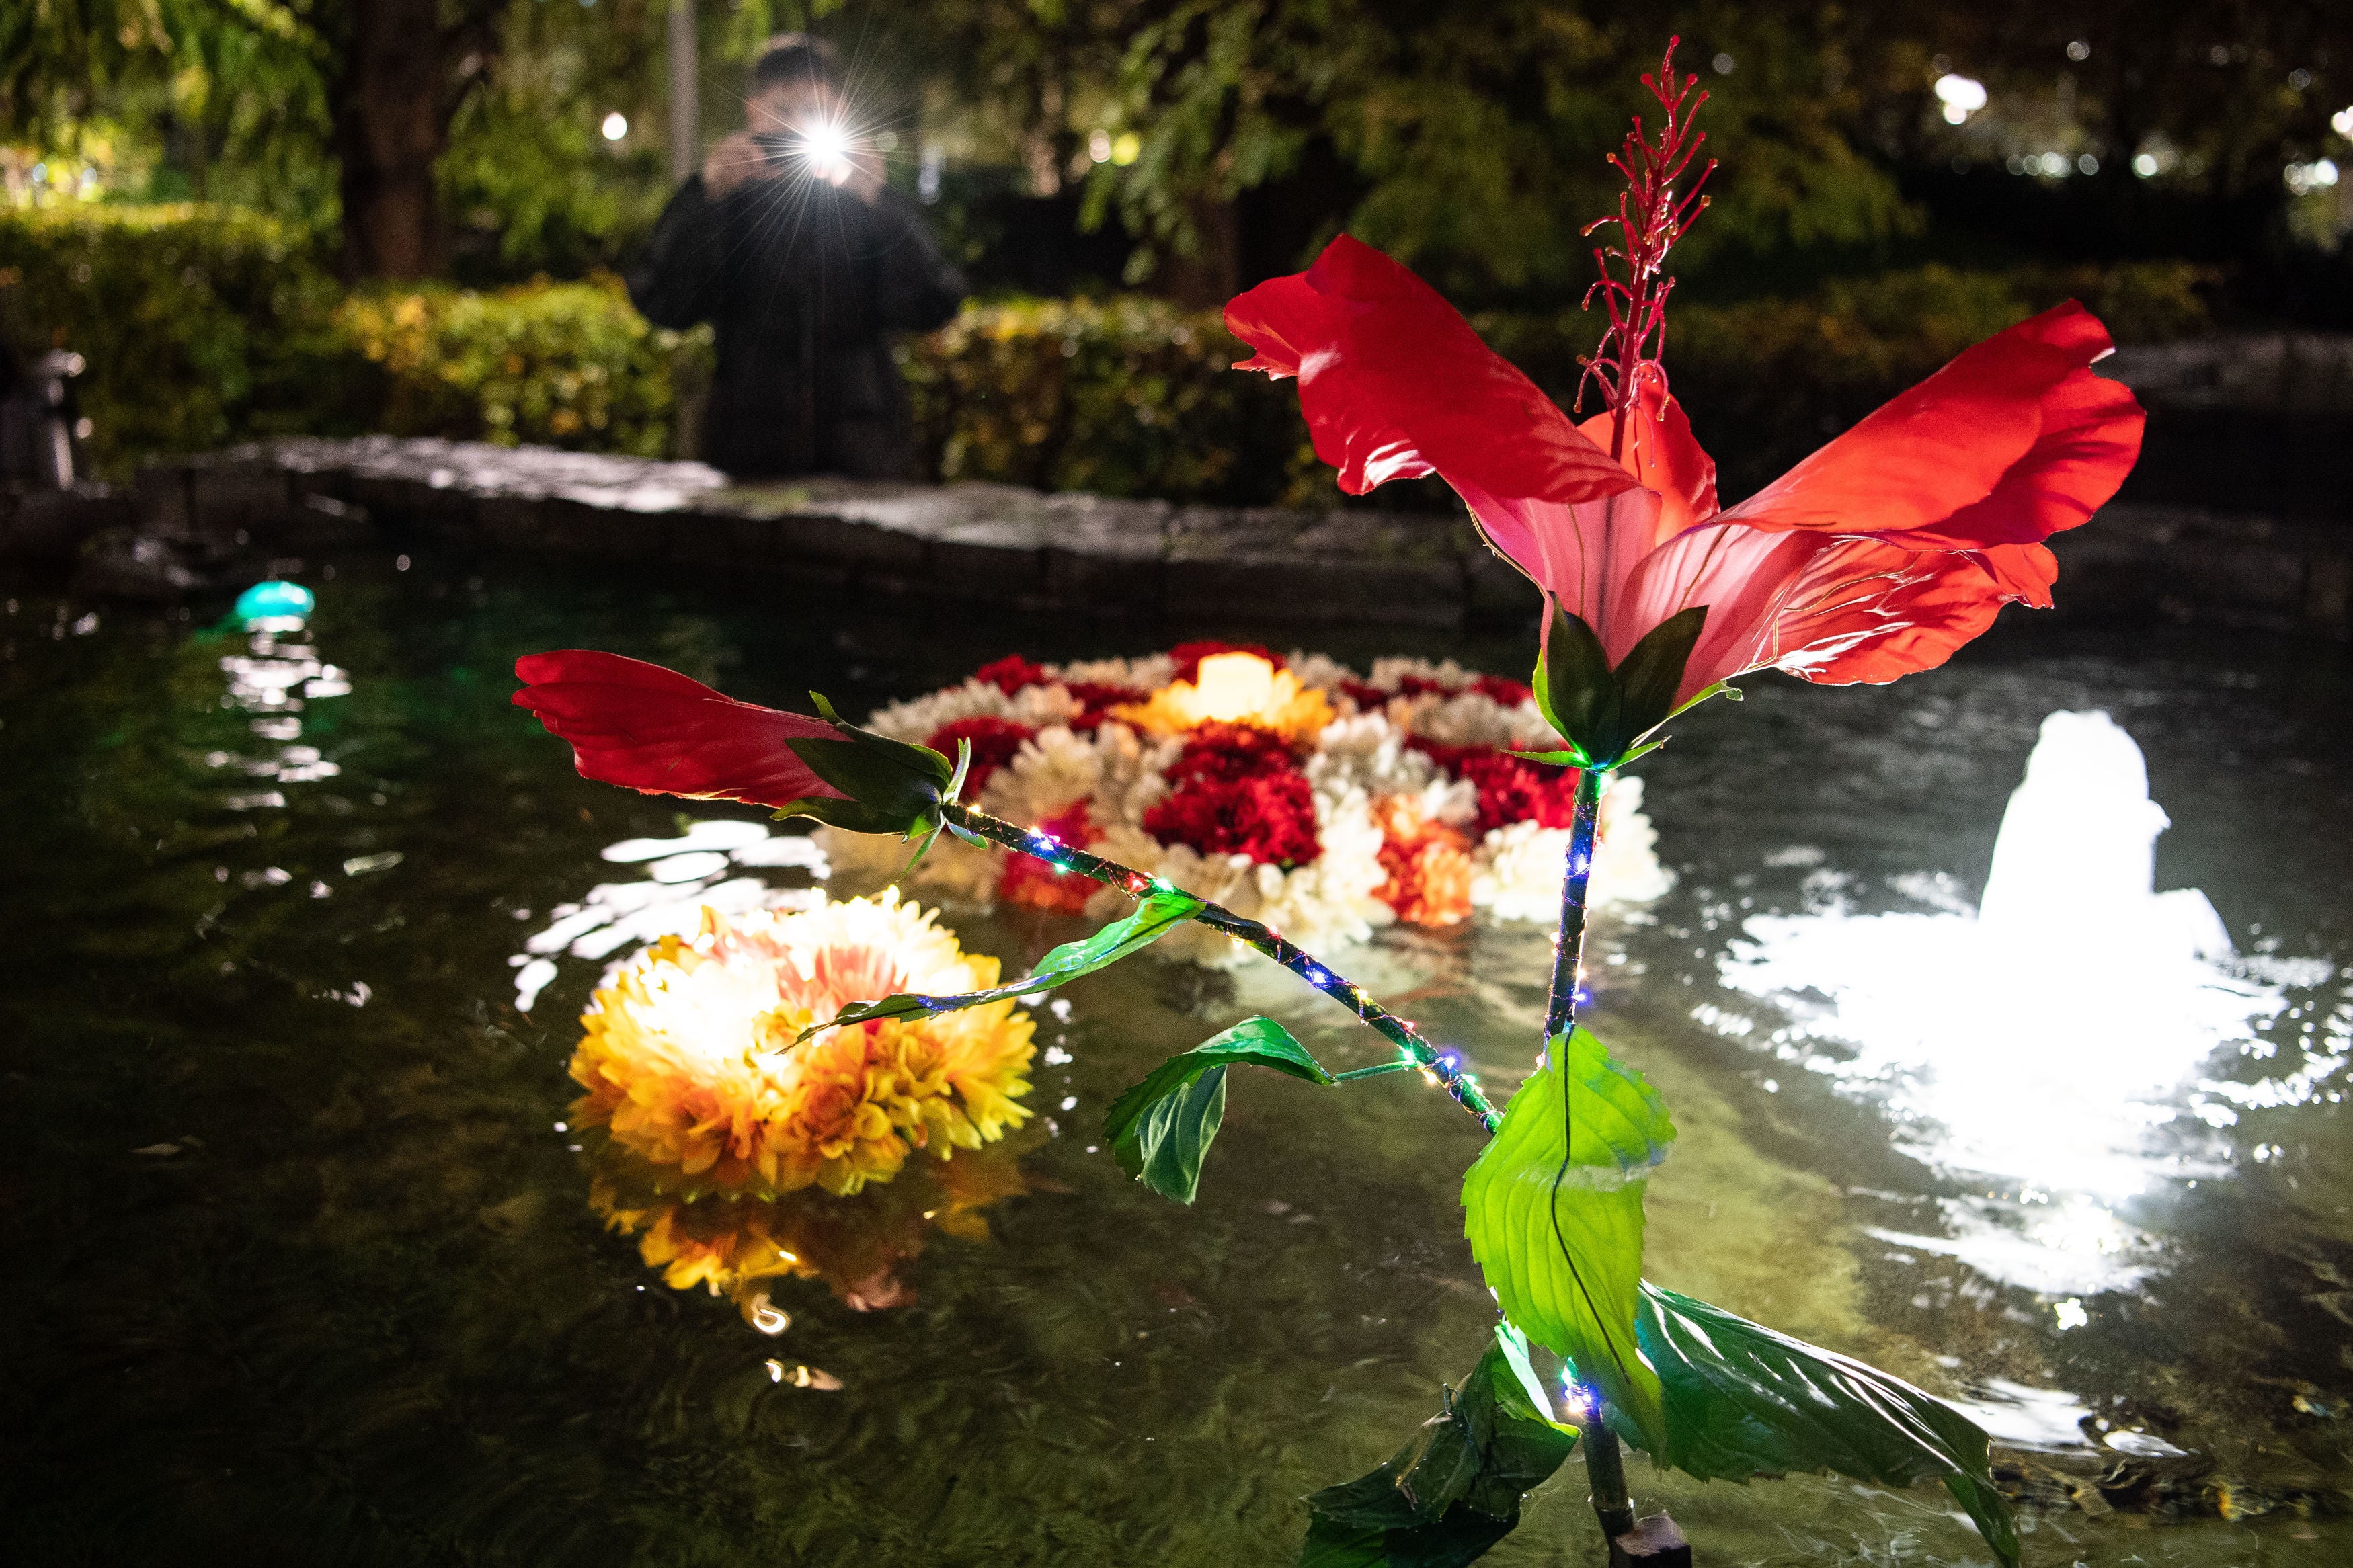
top-left (628, 35), bottom-right (967, 480)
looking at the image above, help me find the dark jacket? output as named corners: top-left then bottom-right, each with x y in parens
top-left (627, 175), bottom-right (966, 479)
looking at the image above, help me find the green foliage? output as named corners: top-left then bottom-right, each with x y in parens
top-left (1, 0), bottom-right (335, 233)
top-left (0, 202), bottom-right (2212, 497)
top-left (1299, 1323), bottom-right (1579, 1568)
top-left (904, 294), bottom-right (1324, 505)
top-left (801, 886), bottom-right (1209, 1040)
top-left (1090, 1), bottom-right (1912, 302)
top-left (1632, 1282), bottom-right (2018, 1568)
top-left (329, 275), bottom-right (710, 458)
top-left (1461, 1027), bottom-right (1672, 1449)
top-left (1103, 1016), bottom-right (1333, 1204)
top-left (0, 200), bottom-right (339, 472)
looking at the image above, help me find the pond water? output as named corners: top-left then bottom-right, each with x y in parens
top-left (5, 539), bottom-right (2350, 1567)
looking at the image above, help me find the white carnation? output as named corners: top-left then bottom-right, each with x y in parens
top-left (1285, 651), bottom-right (1359, 692)
top-left (979, 724), bottom-right (1102, 822)
top-left (1470, 774), bottom-right (1672, 920)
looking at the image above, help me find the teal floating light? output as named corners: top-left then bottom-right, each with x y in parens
top-left (234, 579), bottom-right (315, 626)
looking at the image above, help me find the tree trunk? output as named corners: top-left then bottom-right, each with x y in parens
top-left (1160, 196), bottom-right (1240, 308)
top-left (333, 0), bottom-right (465, 280)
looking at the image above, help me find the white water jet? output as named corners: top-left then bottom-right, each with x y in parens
top-left (1719, 710), bottom-right (2323, 1294)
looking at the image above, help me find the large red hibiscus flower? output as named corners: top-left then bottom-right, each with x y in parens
top-left (1224, 237), bottom-right (2144, 706)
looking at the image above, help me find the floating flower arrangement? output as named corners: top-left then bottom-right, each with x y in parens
top-left (568, 893), bottom-right (1036, 1199)
top-left (818, 643), bottom-right (1670, 961)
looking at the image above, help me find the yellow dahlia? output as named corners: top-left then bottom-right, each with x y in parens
top-left (569, 892), bottom-right (1035, 1198)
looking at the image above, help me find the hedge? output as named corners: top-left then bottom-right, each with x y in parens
top-left (3, 202), bottom-right (2212, 501)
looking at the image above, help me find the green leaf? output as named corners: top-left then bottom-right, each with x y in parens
top-left (1631, 1283), bottom-right (2018, 1568)
top-left (1103, 1016), bottom-right (1334, 1203)
top-left (1611, 606), bottom-right (1708, 746)
top-left (1533, 602), bottom-right (1614, 766)
top-left (796, 886), bottom-right (1207, 1040)
top-left (772, 792), bottom-right (932, 835)
top-left (943, 737), bottom-right (973, 807)
top-left (1298, 1323), bottom-right (1579, 1568)
top-left (811, 691), bottom-right (954, 788)
top-left (785, 735), bottom-right (943, 835)
top-left (1462, 1027), bottom-right (1672, 1450)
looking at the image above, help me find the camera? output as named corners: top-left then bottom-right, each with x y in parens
top-left (752, 131), bottom-right (795, 167)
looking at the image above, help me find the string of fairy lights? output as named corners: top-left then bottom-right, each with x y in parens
top-left (939, 800), bottom-right (1503, 1132)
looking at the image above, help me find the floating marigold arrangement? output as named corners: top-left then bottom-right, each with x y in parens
top-left (818, 642), bottom-right (1670, 961)
top-left (569, 895), bottom-right (1036, 1198)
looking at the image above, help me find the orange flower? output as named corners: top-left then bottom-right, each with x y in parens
top-left (1371, 794), bottom-right (1476, 927)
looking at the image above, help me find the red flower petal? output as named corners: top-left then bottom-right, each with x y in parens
top-left (514, 651), bottom-right (846, 808)
top-left (1625, 528), bottom-right (2043, 695)
top-left (1720, 302), bottom-right (2144, 551)
top-left (1226, 234), bottom-right (1636, 511)
top-left (1575, 380), bottom-right (1720, 543)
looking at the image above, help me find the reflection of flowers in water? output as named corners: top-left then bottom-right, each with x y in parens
top-left (569, 893), bottom-right (1035, 1198)
top-left (588, 1131), bottom-right (1039, 1324)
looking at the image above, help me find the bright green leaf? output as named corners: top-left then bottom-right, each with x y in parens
top-left (1103, 1016), bottom-right (1334, 1203)
top-left (1298, 1323), bottom-right (1579, 1568)
top-left (1462, 1027), bottom-right (1672, 1449)
top-left (1630, 1283), bottom-right (2018, 1568)
top-left (797, 886), bottom-right (1206, 1040)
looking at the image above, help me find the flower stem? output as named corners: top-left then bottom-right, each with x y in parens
top-left (1543, 767), bottom-right (1607, 1044)
top-left (938, 800), bottom-right (1499, 1132)
top-left (1583, 1417), bottom-right (1637, 1540)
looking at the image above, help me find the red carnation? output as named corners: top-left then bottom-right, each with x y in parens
top-left (1410, 738), bottom-right (1582, 835)
top-left (1146, 773), bottom-right (1320, 867)
top-left (1062, 680), bottom-right (1144, 731)
top-left (998, 802), bottom-right (1101, 914)
top-left (923, 715), bottom-right (1037, 796)
top-left (1164, 722), bottom-right (1302, 787)
top-left (974, 655), bottom-right (1052, 696)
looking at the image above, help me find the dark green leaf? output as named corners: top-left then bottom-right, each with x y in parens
top-left (1462, 1027), bottom-right (1673, 1448)
top-left (811, 691), bottom-right (955, 788)
top-left (1611, 606), bottom-right (1709, 745)
top-left (773, 792), bottom-right (931, 835)
top-left (1103, 1016), bottom-right (1334, 1203)
top-left (1631, 1282), bottom-right (2018, 1568)
top-left (785, 735), bottom-right (942, 833)
top-left (796, 886), bottom-right (1206, 1040)
top-left (1298, 1323), bottom-right (1579, 1568)
top-left (1533, 603), bottom-right (1616, 766)
top-left (1117, 1066), bottom-right (1228, 1204)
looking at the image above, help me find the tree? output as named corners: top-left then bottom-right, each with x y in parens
top-left (324, 0), bottom-right (510, 278)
